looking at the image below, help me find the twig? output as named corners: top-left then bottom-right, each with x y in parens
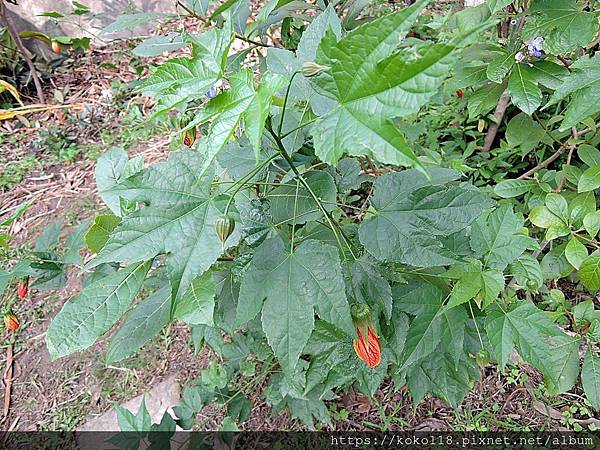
top-left (482, 91), bottom-right (510, 152)
top-left (1, 343), bottom-right (14, 422)
top-left (556, 127), bottom-right (578, 192)
top-left (555, 146), bottom-right (575, 192)
top-left (0, 0), bottom-right (45, 103)
top-left (532, 112), bottom-right (564, 146)
top-left (557, 55), bottom-right (572, 71)
top-left (517, 122), bottom-right (595, 180)
top-left (177, 0), bottom-right (273, 48)
top-left (516, 145), bottom-right (570, 179)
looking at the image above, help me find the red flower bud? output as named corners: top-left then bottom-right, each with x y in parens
top-left (4, 313), bottom-right (20, 332)
top-left (456, 89), bottom-right (464, 98)
top-left (351, 304), bottom-right (381, 368)
top-left (181, 126), bottom-right (197, 147)
top-left (17, 279), bottom-right (28, 299)
top-left (51, 41), bottom-right (61, 54)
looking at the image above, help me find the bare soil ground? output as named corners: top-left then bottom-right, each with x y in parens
top-left (1, 17), bottom-right (597, 434)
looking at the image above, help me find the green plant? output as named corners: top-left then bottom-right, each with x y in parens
top-left (0, 155), bottom-right (41, 190)
top-left (37, 125), bottom-right (80, 162)
top-left (36, 0), bottom-right (600, 432)
top-left (505, 367), bottom-right (528, 386)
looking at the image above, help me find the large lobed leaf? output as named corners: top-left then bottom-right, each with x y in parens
top-left (522, 0), bottom-right (598, 55)
top-left (545, 54), bottom-right (600, 131)
top-left (485, 301), bottom-right (579, 393)
top-left (359, 168), bottom-right (492, 267)
top-left (106, 284), bottom-right (172, 364)
top-left (469, 204), bottom-right (536, 271)
top-left (407, 351), bottom-right (479, 409)
top-left (236, 237), bottom-right (354, 373)
top-left (90, 150), bottom-right (240, 302)
top-left (266, 5), bottom-right (342, 116)
top-left (309, 0), bottom-right (459, 168)
top-left (268, 171), bottom-right (337, 226)
top-left (140, 24), bottom-right (233, 112)
top-left (46, 261), bottom-right (151, 359)
top-left (185, 69), bottom-right (285, 174)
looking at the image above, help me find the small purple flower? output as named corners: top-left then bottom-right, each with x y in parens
top-left (206, 86), bottom-right (218, 99)
top-left (531, 49), bottom-right (544, 58)
top-left (526, 36), bottom-right (544, 58)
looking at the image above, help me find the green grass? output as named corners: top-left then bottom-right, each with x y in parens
top-left (359, 397), bottom-right (411, 430)
top-left (0, 156), bottom-right (42, 190)
top-left (2, 88), bottom-right (166, 193)
top-left (38, 368), bottom-right (91, 431)
top-left (452, 406), bottom-right (533, 432)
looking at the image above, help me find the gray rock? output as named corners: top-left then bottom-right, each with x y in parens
top-left (77, 376), bottom-right (181, 432)
top-left (5, 0), bottom-right (176, 44)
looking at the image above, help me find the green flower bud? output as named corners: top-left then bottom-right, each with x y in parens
top-left (215, 216), bottom-right (235, 243)
top-left (178, 114), bottom-right (197, 147)
top-left (301, 62), bottom-right (329, 78)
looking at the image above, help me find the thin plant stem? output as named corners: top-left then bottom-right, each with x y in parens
top-left (0, 0), bottom-right (45, 103)
top-left (223, 154), bottom-right (277, 215)
top-left (277, 71), bottom-right (300, 136)
top-left (266, 125), bottom-right (355, 260)
top-left (280, 116), bottom-right (318, 139)
top-left (469, 302), bottom-right (485, 349)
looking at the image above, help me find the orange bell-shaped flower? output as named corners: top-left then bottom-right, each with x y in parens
top-left (4, 312), bottom-right (20, 332)
top-left (351, 304), bottom-right (381, 368)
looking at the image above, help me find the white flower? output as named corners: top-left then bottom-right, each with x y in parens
top-left (100, 89), bottom-right (112, 102)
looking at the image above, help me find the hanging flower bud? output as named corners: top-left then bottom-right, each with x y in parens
top-left (456, 88), bottom-right (463, 98)
top-left (179, 114), bottom-right (197, 147)
top-left (182, 127), bottom-right (197, 147)
top-left (17, 277), bottom-right (29, 300)
top-left (4, 312), bottom-right (20, 332)
top-left (351, 303), bottom-right (381, 368)
top-left (215, 216), bottom-right (235, 243)
top-left (51, 41), bottom-right (61, 54)
top-left (475, 348), bottom-right (490, 367)
top-left (301, 62), bottom-right (330, 78)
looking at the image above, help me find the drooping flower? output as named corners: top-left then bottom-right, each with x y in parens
top-left (178, 113), bottom-right (197, 147)
top-left (4, 312), bottom-right (19, 332)
top-left (17, 278), bottom-right (29, 299)
top-left (215, 216), bottom-right (235, 243)
top-left (351, 303), bottom-right (381, 368)
top-left (51, 40), bottom-right (61, 54)
top-left (525, 36), bottom-right (544, 58)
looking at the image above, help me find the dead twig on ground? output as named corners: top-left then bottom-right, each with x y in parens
top-left (2, 342), bottom-right (14, 422)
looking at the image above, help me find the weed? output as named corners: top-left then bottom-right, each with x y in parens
top-left (505, 367), bottom-right (529, 387)
top-left (0, 156), bottom-right (42, 190)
